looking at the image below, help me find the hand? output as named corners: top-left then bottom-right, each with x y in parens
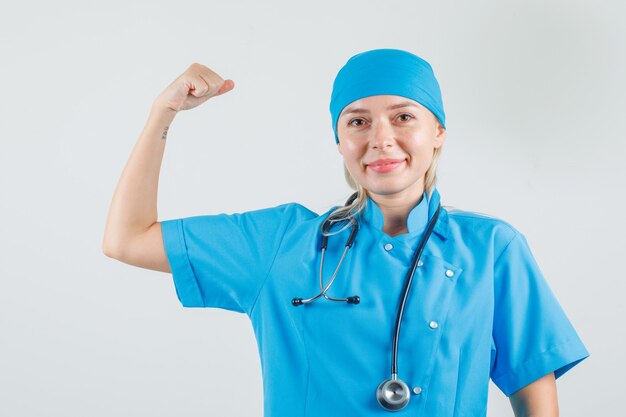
top-left (154, 63), bottom-right (235, 113)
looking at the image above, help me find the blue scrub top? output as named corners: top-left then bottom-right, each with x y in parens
top-left (161, 188), bottom-right (589, 416)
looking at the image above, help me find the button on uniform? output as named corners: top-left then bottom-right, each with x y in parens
top-left (429, 321), bottom-right (439, 329)
top-left (412, 386), bottom-right (422, 395)
top-left (445, 269), bottom-right (454, 277)
top-left (384, 243), bottom-right (394, 251)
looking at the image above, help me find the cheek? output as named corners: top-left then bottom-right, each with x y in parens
top-left (407, 131), bottom-right (439, 153)
top-left (412, 144), bottom-right (436, 162)
top-left (339, 141), bottom-right (363, 160)
top-left (340, 150), bottom-right (366, 177)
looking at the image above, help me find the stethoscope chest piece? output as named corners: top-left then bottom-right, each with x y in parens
top-left (376, 377), bottom-right (410, 411)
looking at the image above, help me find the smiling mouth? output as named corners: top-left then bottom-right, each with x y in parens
top-left (367, 159), bottom-right (405, 173)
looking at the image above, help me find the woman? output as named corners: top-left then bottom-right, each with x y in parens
top-left (103, 49), bottom-right (588, 416)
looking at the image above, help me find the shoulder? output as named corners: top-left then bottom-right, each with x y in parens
top-left (259, 201), bottom-right (320, 221)
top-left (240, 201), bottom-right (318, 217)
top-left (233, 201), bottom-right (323, 230)
top-left (445, 206), bottom-right (518, 232)
top-left (173, 202), bottom-right (321, 233)
top-left (443, 205), bottom-right (521, 254)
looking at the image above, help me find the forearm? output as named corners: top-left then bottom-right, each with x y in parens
top-left (102, 103), bottom-right (176, 255)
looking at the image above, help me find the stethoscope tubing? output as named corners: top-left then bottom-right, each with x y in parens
top-left (390, 204), bottom-right (441, 376)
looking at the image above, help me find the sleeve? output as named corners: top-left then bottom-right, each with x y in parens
top-left (159, 203), bottom-right (300, 314)
top-left (489, 231), bottom-right (589, 396)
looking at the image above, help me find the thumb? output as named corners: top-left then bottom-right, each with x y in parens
top-left (214, 79), bottom-right (235, 96)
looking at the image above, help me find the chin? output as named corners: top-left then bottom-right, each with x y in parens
top-left (363, 179), bottom-right (425, 198)
top-left (366, 186), bottom-right (410, 197)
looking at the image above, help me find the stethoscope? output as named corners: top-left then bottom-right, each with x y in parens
top-left (292, 194), bottom-right (441, 412)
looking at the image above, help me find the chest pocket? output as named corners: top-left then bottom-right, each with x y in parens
top-left (407, 253), bottom-right (463, 321)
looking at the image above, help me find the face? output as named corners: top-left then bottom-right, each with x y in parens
top-left (336, 95), bottom-right (446, 200)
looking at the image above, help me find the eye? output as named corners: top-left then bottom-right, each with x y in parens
top-left (397, 113), bottom-right (414, 122)
top-left (348, 118), bottom-right (366, 127)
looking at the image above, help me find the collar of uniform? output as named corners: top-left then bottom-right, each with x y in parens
top-left (429, 188), bottom-right (449, 240)
top-left (359, 187), bottom-right (449, 240)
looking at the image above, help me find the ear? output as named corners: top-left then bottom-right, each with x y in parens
top-left (434, 123), bottom-right (446, 149)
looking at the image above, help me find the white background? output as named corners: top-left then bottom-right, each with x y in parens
top-left (1, 0), bottom-right (624, 415)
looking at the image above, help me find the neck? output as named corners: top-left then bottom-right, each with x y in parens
top-left (367, 187), bottom-right (426, 237)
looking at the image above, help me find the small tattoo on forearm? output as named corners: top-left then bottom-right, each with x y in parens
top-left (161, 126), bottom-right (169, 140)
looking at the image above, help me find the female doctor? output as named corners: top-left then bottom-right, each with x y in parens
top-left (102, 49), bottom-right (589, 416)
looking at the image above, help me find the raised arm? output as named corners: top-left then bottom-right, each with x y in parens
top-left (101, 63), bottom-right (234, 272)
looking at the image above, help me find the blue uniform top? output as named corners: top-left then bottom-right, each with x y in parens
top-left (160, 187), bottom-right (589, 417)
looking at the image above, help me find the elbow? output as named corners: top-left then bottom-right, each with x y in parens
top-left (102, 243), bottom-right (118, 259)
top-left (102, 237), bottom-right (124, 260)
top-left (102, 247), bottom-right (114, 259)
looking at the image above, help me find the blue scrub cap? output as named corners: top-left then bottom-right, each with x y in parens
top-left (329, 48), bottom-right (446, 143)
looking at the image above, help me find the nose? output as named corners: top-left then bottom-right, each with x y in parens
top-left (370, 120), bottom-right (394, 150)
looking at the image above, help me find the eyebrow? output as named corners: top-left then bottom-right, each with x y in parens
top-left (341, 102), bottom-right (420, 117)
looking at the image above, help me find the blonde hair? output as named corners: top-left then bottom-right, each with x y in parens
top-left (323, 145), bottom-right (443, 236)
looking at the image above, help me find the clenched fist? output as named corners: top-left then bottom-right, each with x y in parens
top-left (154, 63), bottom-right (235, 112)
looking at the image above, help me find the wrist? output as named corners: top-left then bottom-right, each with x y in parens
top-left (149, 102), bottom-right (177, 124)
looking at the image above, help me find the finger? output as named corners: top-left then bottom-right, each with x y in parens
top-left (188, 76), bottom-right (211, 97)
top-left (215, 79), bottom-right (235, 96)
top-left (197, 71), bottom-right (222, 97)
top-left (187, 92), bottom-right (213, 109)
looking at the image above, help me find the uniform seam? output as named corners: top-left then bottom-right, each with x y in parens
top-left (446, 209), bottom-right (520, 232)
top-left (493, 231), bottom-right (520, 266)
top-left (177, 219), bottom-right (206, 306)
top-left (452, 347), bottom-right (463, 415)
top-left (447, 211), bottom-right (498, 220)
top-left (247, 205), bottom-right (295, 316)
top-left (301, 328), bottom-right (311, 416)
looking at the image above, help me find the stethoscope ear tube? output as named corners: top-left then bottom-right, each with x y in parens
top-left (292, 235), bottom-right (360, 306)
top-left (292, 197), bottom-right (361, 307)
